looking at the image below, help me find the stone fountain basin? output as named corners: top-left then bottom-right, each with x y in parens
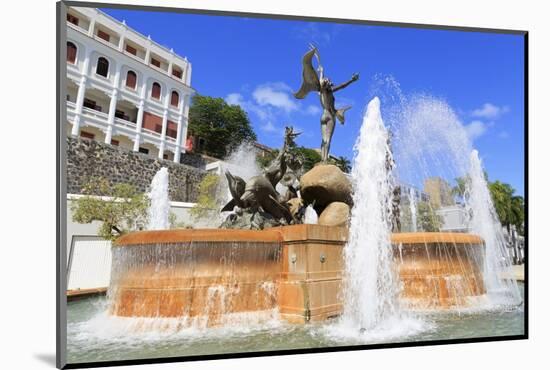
top-left (110, 225), bottom-right (485, 323)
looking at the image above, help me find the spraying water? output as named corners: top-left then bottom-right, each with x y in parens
top-left (147, 167), bottom-right (170, 230)
top-left (466, 150), bottom-right (522, 305)
top-left (304, 205), bottom-right (318, 224)
top-left (220, 142), bottom-right (263, 209)
top-left (340, 97), bottom-right (402, 330)
top-left (408, 187), bottom-right (418, 232)
top-left (224, 142), bottom-right (262, 182)
top-left (373, 75), bottom-right (521, 308)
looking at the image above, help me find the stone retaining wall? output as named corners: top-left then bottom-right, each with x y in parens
top-left (66, 137), bottom-right (207, 202)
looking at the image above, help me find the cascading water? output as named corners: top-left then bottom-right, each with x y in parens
top-left (408, 187), bottom-right (417, 232)
top-left (340, 97), bottom-right (402, 331)
top-left (376, 75), bottom-right (521, 309)
top-left (147, 167), bottom-right (170, 230)
top-left (466, 150), bottom-right (522, 305)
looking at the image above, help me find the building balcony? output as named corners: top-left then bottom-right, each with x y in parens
top-left (66, 19), bottom-right (89, 36)
top-left (66, 101), bottom-right (184, 159)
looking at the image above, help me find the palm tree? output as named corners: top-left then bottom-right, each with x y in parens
top-left (510, 195), bottom-right (525, 234)
top-left (452, 176), bottom-right (470, 204)
top-left (489, 181), bottom-right (516, 232)
top-left (333, 155), bottom-right (352, 173)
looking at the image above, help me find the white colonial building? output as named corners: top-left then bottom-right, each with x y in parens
top-left (65, 7), bottom-right (193, 162)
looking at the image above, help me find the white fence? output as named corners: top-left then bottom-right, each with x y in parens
top-left (67, 236), bottom-right (112, 291)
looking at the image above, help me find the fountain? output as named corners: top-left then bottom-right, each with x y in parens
top-left (102, 52), bottom-right (517, 336)
top-left (108, 98), bottom-right (491, 333)
top-left (408, 187), bottom-right (418, 232)
top-left (340, 97), bottom-right (401, 330)
top-left (466, 150), bottom-right (521, 306)
top-left (147, 167), bottom-right (170, 230)
top-left (110, 229), bottom-right (283, 326)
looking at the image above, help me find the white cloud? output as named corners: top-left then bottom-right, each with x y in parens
top-left (471, 103), bottom-right (510, 119)
top-left (226, 92), bottom-right (270, 120)
top-left (261, 121), bottom-right (278, 133)
top-left (295, 23), bottom-right (342, 46)
top-left (465, 120), bottom-right (487, 140)
top-left (227, 82), bottom-right (317, 138)
top-left (305, 105), bottom-right (321, 115)
top-left (225, 93), bottom-right (245, 106)
top-left (252, 83), bottom-right (298, 113)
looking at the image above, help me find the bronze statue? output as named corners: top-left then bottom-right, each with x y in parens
top-left (294, 45), bottom-right (359, 161)
top-left (220, 127), bottom-right (303, 228)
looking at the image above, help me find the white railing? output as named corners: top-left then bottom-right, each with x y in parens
top-left (115, 117), bottom-right (136, 130)
top-left (149, 62), bottom-right (169, 74)
top-left (142, 127), bottom-right (160, 137)
top-left (68, 101), bottom-right (180, 152)
top-left (124, 50), bottom-right (146, 62)
top-left (67, 21), bottom-right (88, 36)
top-left (93, 34), bottom-right (120, 50)
top-left (82, 106), bottom-right (108, 120)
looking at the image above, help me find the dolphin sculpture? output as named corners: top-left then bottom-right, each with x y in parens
top-left (221, 171), bottom-right (293, 223)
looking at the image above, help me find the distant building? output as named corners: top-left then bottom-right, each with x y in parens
top-left (423, 177), bottom-right (455, 209)
top-left (253, 142), bottom-right (275, 159)
top-left (436, 205), bottom-right (469, 232)
top-left (400, 183), bottom-right (430, 204)
top-left (65, 7), bottom-right (193, 163)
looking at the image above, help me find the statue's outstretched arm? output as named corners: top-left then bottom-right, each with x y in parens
top-left (332, 73), bottom-right (359, 93)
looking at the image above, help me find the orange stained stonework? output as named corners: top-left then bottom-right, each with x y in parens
top-left (391, 232), bottom-right (484, 245)
top-left (392, 233), bottom-right (486, 309)
top-left (111, 226), bottom-right (486, 323)
top-left (114, 228), bottom-right (283, 246)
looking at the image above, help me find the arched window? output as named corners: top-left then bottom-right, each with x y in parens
top-left (151, 82), bottom-right (161, 100)
top-left (170, 91), bottom-right (179, 107)
top-left (126, 70), bottom-right (137, 90)
top-left (96, 57), bottom-right (109, 78)
top-left (67, 42), bottom-right (77, 64)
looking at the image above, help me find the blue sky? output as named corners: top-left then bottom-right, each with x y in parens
top-left (101, 8), bottom-right (525, 196)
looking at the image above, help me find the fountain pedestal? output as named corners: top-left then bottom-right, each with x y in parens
top-left (277, 225), bottom-right (347, 323)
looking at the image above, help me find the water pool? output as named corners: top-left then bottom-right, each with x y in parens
top-left (66, 284), bottom-right (524, 364)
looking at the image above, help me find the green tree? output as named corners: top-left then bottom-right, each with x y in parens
top-left (189, 95), bottom-right (257, 158)
top-left (453, 175), bottom-right (524, 235)
top-left (510, 195), bottom-right (525, 234)
top-left (71, 178), bottom-right (149, 241)
top-left (417, 201), bottom-right (442, 232)
top-left (488, 180), bottom-right (524, 234)
top-left (329, 155), bottom-right (352, 174)
top-left (452, 176), bottom-right (470, 203)
top-left (256, 147), bottom-right (351, 174)
top-left (295, 147), bottom-right (322, 172)
top-left (256, 149), bottom-right (278, 169)
top-left (489, 181), bottom-right (514, 226)
top-left (190, 174), bottom-right (222, 221)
